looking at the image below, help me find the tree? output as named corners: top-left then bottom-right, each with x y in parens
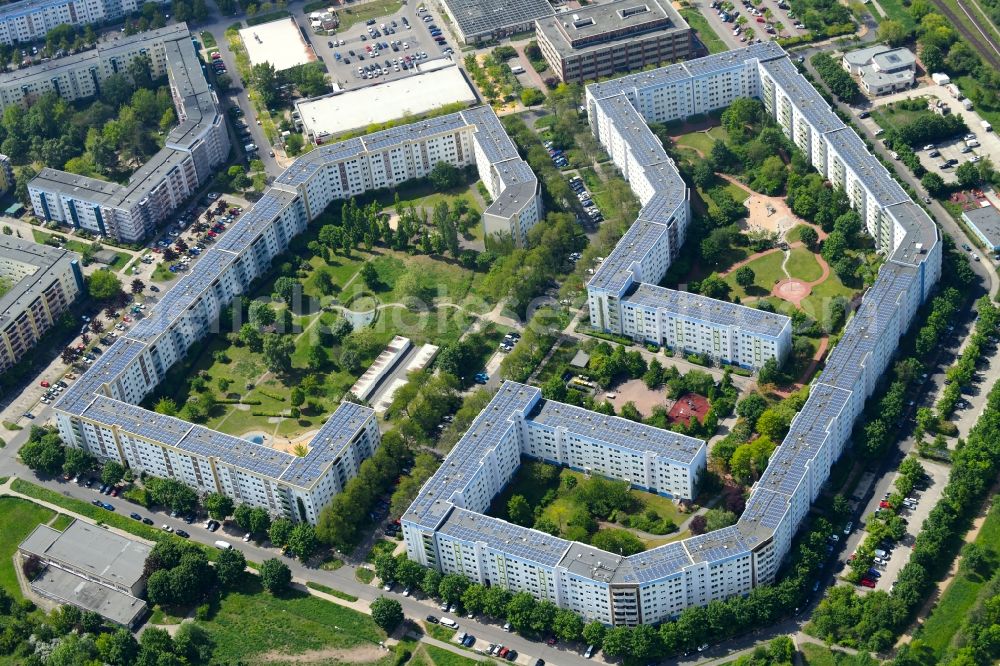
top-left (360, 262), bottom-right (379, 290)
top-left (507, 495), bottom-right (534, 527)
top-left (248, 301), bottom-right (276, 328)
top-left (249, 62), bottom-right (281, 108)
top-left (602, 626), bottom-right (633, 658)
top-left (62, 446), bottom-right (94, 477)
top-left (878, 19), bottom-right (911, 46)
top-left (215, 547), bottom-right (247, 588)
top-left (259, 558), bottom-right (291, 594)
top-left (920, 171), bottom-right (946, 198)
top-left (553, 608), bottom-right (585, 642)
top-left (757, 358), bottom-right (780, 387)
top-left (371, 596), bottom-right (404, 632)
top-left (583, 620), bottom-right (607, 647)
top-left (88, 269), bottom-right (123, 300)
top-left (799, 225), bottom-right (819, 250)
top-left (521, 88), bottom-right (545, 106)
top-left (429, 161), bottom-right (462, 190)
top-left (734, 265), bottom-right (756, 289)
top-left (96, 628), bottom-right (139, 666)
top-left (421, 568), bottom-right (442, 597)
top-left (204, 492), bottom-right (234, 520)
top-left (591, 529), bottom-right (645, 556)
top-left (439, 573), bottom-right (470, 605)
top-left (130, 278), bottom-right (146, 295)
top-left (263, 334), bottom-right (294, 374)
top-left (273, 276), bottom-right (299, 304)
top-left (961, 542), bottom-right (991, 575)
top-left (506, 591), bottom-right (537, 631)
top-left (101, 460), bottom-right (126, 485)
top-left (269, 517), bottom-right (294, 547)
top-left (20, 434), bottom-right (66, 475)
top-left (396, 558), bottom-right (425, 589)
top-left (690, 514), bottom-right (708, 535)
top-left (957, 161), bottom-right (983, 188)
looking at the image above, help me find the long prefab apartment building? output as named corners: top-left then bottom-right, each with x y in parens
top-left (26, 24), bottom-right (230, 243)
top-left (403, 42), bottom-right (941, 627)
top-left (53, 104), bottom-right (541, 522)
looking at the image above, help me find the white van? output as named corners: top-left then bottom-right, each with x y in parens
top-left (440, 617), bottom-right (458, 628)
top-left (214, 540), bottom-right (232, 550)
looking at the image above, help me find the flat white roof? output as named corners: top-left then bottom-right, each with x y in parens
top-left (239, 18), bottom-right (315, 71)
top-left (297, 66), bottom-right (477, 139)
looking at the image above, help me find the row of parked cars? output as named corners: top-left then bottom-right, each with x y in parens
top-left (569, 175), bottom-right (604, 223)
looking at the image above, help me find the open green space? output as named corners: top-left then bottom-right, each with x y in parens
top-left (679, 8), bottom-right (728, 54)
top-left (49, 513), bottom-right (74, 531)
top-left (193, 577), bottom-right (388, 664)
top-left (799, 642), bottom-right (864, 665)
top-left (786, 224), bottom-right (811, 243)
top-left (674, 127), bottom-right (726, 155)
top-left (333, 0), bottom-right (403, 31)
top-left (199, 31), bottom-right (217, 49)
top-left (410, 643), bottom-right (482, 666)
top-left (424, 624), bottom-right (458, 643)
top-left (785, 246), bottom-right (824, 282)
top-left (0, 497), bottom-right (54, 598)
top-left (873, 0), bottom-right (915, 29)
top-left (31, 229), bottom-right (131, 270)
top-left (490, 460), bottom-right (684, 553)
top-left (870, 100), bottom-right (936, 135)
top-left (917, 498), bottom-right (1000, 658)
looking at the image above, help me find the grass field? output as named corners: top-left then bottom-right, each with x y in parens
top-left (31, 230), bottom-right (131, 270)
top-left (195, 577), bottom-right (388, 664)
top-left (0, 497), bottom-right (54, 598)
top-left (799, 642), bottom-right (860, 665)
top-left (871, 101), bottom-right (935, 136)
top-left (786, 224), bottom-right (811, 243)
top-left (674, 127), bottom-right (727, 155)
top-left (200, 31), bottom-right (217, 49)
top-left (334, 0), bottom-right (404, 31)
top-left (49, 513), bottom-right (74, 531)
top-left (680, 8), bottom-right (728, 53)
top-left (917, 497), bottom-right (1000, 658)
top-left (409, 643), bottom-right (482, 666)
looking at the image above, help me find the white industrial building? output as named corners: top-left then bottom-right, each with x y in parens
top-left (27, 24), bottom-right (230, 243)
top-left (54, 105), bottom-right (539, 522)
top-left (404, 42), bottom-right (941, 626)
top-left (842, 45), bottom-right (916, 96)
top-left (0, 0), bottom-right (166, 46)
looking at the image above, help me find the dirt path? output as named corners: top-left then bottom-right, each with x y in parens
top-left (259, 644), bottom-right (389, 663)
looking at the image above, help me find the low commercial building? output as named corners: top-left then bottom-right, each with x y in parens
top-left (440, 0), bottom-right (554, 44)
top-left (0, 236), bottom-right (83, 374)
top-left (18, 520), bottom-right (150, 628)
top-left (28, 24), bottom-right (230, 243)
top-left (295, 66), bottom-right (477, 142)
top-left (535, 0), bottom-right (693, 83)
top-left (841, 45), bottom-right (915, 96)
top-left (239, 18), bottom-right (316, 72)
top-left (962, 205), bottom-right (1000, 252)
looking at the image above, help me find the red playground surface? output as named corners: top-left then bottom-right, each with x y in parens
top-left (668, 392), bottom-right (710, 426)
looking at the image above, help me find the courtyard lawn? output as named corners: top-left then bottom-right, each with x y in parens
top-left (720, 181), bottom-right (749, 204)
top-left (724, 247), bottom-right (825, 299)
top-left (785, 224), bottom-right (811, 243)
top-left (31, 230), bottom-right (130, 270)
top-left (784, 246), bottom-right (824, 282)
top-left (674, 127), bottom-right (726, 156)
top-left (0, 497), bottom-right (54, 598)
top-left (917, 498), bottom-right (1000, 658)
top-left (339, 251), bottom-right (485, 310)
top-left (195, 577), bottom-right (389, 664)
top-left (799, 272), bottom-right (858, 322)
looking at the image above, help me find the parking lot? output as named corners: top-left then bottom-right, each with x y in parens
top-left (865, 85), bottom-right (1000, 184)
top-left (712, 0), bottom-right (809, 44)
top-left (310, 3), bottom-right (454, 90)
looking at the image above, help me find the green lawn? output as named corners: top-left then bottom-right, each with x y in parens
top-left (0, 497), bottom-right (54, 598)
top-left (871, 101), bottom-right (935, 136)
top-left (424, 623), bottom-right (457, 643)
top-left (799, 271), bottom-right (859, 322)
top-left (31, 230), bottom-right (130, 270)
top-left (200, 30), bottom-right (217, 49)
top-left (917, 498), bottom-right (1000, 658)
top-left (49, 513), bottom-right (74, 531)
top-left (724, 246), bottom-right (828, 298)
top-left (720, 181), bottom-right (748, 203)
top-left (334, 0), bottom-right (404, 31)
top-left (786, 224), bottom-right (811, 243)
top-left (680, 8), bottom-right (728, 53)
top-left (873, 0), bottom-right (915, 29)
top-left (785, 246), bottom-right (824, 282)
top-left (799, 642), bottom-right (859, 665)
top-left (195, 577), bottom-right (388, 664)
top-left (675, 127), bottom-right (726, 155)
top-left (410, 644), bottom-right (482, 666)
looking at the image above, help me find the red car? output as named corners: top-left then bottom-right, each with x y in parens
top-left (756, 16), bottom-right (765, 22)
top-left (110, 487), bottom-right (119, 497)
top-left (879, 500), bottom-right (892, 509)
top-left (860, 578), bottom-right (876, 588)
top-left (207, 231), bottom-right (217, 237)
top-left (499, 648), bottom-right (509, 658)
top-left (40, 380), bottom-right (50, 387)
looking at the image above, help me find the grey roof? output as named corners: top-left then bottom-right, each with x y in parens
top-left (462, 106), bottom-right (521, 163)
top-left (887, 201), bottom-right (939, 266)
top-left (0, 236), bottom-right (79, 329)
top-left (759, 57), bottom-right (846, 134)
top-left (439, 507), bottom-right (570, 568)
top-left (484, 158), bottom-right (539, 219)
top-left (441, 0), bottom-right (554, 39)
top-left (623, 283), bottom-right (792, 338)
top-left (824, 128), bottom-right (909, 207)
top-left (55, 337), bottom-right (148, 415)
top-left (534, 0), bottom-right (689, 59)
top-left (530, 398), bottom-right (705, 464)
top-left (843, 44), bottom-right (894, 67)
top-left (30, 566), bottom-right (147, 627)
top-left (872, 48), bottom-right (916, 71)
top-left (0, 24), bottom-right (187, 89)
top-left (861, 65), bottom-right (913, 90)
top-left (588, 216), bottom-right (670, 294)
top-left (599, 94), bottom-right (669, 166)
top-left (963, 205), bottom-right (1000, 248)
top-left (19, 521), bottom-right (150, 589)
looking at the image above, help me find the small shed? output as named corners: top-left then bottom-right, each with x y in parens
top-left (570, 350), bottom-right (590, 368)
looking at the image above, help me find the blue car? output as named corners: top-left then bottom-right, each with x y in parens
top-left (102, 502), bottom-right (115, 511)
top-left (867, 568), bottom-right (882, 578)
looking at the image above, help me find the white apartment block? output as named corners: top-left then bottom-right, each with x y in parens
top-left (277, 105), bottom-right (542, 247)
top-left (0, 0), bottom-right (164, 46)
top-left (403, 43), bottom-right (941, 627)
top-left (27, 24), bottom-right (229, 243)
top-left (0, 236), bottom-right (83, 373)
top-left (54, 105), bottom-right (538, 522)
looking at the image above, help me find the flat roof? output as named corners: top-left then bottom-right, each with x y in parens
top-left (442, 0), bottom-right (554, 39)
top-left (0, 236), bottom-right (78, 329)
top-left (296, 66), bottom-right (476, 139)
top-left (535, 0), bottom-right (689, 58)
top-left (239, 18), bottom-right (315, 71)
top-left (31, 566), bottom-right (147, 627)
top-left (19, 521), bottom-right (150, 588)
top-left (963, 204), bottom-right (1000, 248)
